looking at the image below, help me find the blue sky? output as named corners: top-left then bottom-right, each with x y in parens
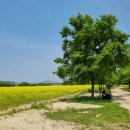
top-left (0, 0), bottom-right (130, 82)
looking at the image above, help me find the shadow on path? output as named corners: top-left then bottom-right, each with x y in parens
top-left (112, 87), bottom-right (130, 112)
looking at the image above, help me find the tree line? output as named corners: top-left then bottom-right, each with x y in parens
top-left (0, 81), bottom-right (52, 87)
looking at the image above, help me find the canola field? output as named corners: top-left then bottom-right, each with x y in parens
top-left (0, 85), bottom-right (91, 110)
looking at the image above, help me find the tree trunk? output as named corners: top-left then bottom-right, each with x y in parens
top-left (101, 83), bottom-right (103, 92)
top-left (99, 84), bottom-right (102, 98)
top-left (99, 83), bottom-right (103, 94)
top-left (91, 76), bottom-right (95, 99)
top-left (129, 83), bottom-right (130, 89)
top-left (99, 84), bottom-right (101, 94)
top-left (101, 83), bottom-right (102, 89)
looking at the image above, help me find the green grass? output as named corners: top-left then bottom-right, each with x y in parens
top-left (0, 85), bottom-right (91, 111)
top-left (45, 96), bottom-right (130, 130)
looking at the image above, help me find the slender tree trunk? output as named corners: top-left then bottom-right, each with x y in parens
top-left (91, 76), bottom-right (95, 99)
top-left (101, 83), bottom-right (103, 92)
top-left (99, 84), bottom-right (101, 94)
top-left (129, 83), bottom-right (130, 89)
top-left (99, 83), bottom-right (102, 98)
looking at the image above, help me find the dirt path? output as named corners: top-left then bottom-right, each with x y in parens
top-left (112, 87), bottom-right (130, 112)
top-left (0, 101), bottom-right (103, 130)
top-left (0, 109), bottom-right (86, 130)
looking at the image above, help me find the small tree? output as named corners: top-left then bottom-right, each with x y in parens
top-left (119, 65), bottom-right (130, 88)
top-left (54, 13), bottom-right (129, 98)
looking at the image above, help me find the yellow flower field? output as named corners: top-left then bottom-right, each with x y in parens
top-left (0, 85), bottom-right (92, 111)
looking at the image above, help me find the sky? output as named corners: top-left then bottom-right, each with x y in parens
top-left (0, 0), bottom-right (130, 83)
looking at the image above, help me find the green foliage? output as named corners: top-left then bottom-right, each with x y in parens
top-left (18, 82), bottom-right (51, 86)
top-left (0, 81), bottom-right (15, 87)
top-left (119, 65), bottom-right (130, 88)
top-left (18, 82), bottom-right (30, 86)
top-left (54, 13), bottom-right (130, 98)
top-left (31, 102), bottom-right (50, 110)
top-left (95, 42), bottom-right (129, 84)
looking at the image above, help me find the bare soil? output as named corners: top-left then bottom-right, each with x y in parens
top-left (0, 102), bottom-right (103, 130)
top-left (0, 109), bottom-right (86, 130)
top-left (52, 102), bottom-right (103, 110)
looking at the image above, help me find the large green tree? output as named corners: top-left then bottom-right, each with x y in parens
top-left (54, 13), bottom-right (129, 98)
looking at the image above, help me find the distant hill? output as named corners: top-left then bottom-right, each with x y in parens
top-left (0, 80), bottom-right (62, 87)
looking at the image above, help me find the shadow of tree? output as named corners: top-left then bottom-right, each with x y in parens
top-left (59, 95), bottom-right (111, 104)
top-left (121, 87), bottom-right (130, 92)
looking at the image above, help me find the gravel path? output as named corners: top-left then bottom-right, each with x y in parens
top-left (0, 109), bottom-right (85, 130)
top-left (112, 87), bottom-right (130, 112)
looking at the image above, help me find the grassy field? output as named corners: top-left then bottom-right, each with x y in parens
top-left (0, 85), bottom-right (92, 111)
top-left (46, 96), bottom-right (130, 130)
